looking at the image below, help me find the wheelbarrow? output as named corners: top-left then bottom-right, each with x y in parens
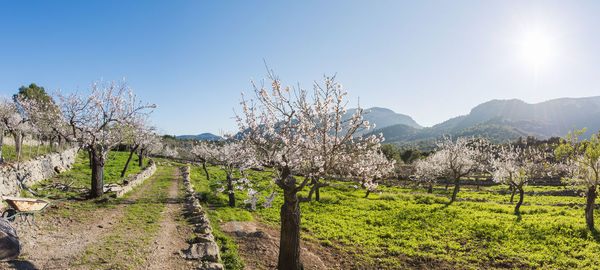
top-left (1, 197), bottom-right (67, 223)
top-left (0, 197), bottom-right (67, 261)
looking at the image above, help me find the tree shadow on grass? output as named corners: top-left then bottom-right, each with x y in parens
top-left (590, 228), bottom-right (600, 242)
top-left (430, 203), bottom-right (451, 213)
top-left (515, 212), bottom-right (522, 222)
top-left (6, 260), bottom-right (39, 270)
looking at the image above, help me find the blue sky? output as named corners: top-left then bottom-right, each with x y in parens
top-left (1, 1), bottom-right (600, 135)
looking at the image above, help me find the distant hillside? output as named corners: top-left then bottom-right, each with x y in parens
top-left (177, 133), bottom-right (223, 141)
top-left (345, 107), bottom-right (421, 134)
top-left (376, 96), bottom-right (600, 148)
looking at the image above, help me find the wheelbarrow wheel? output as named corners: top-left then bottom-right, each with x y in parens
top-left (2, 209), bottom-right (17, 222)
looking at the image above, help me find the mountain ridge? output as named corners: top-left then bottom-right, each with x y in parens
top-left (377, 96), bottom-right (600, 148)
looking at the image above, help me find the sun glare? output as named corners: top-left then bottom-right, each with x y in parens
top-left (518, 27), bottom-right (557, 69)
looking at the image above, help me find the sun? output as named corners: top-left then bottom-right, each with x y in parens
top-left (518, 27), bottom-right (557, 69)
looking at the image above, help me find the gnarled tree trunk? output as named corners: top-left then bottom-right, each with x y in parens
top-left (89, 147), bottom-right (106, 198)
top-left (309, 178), bottom-right (321, 202)
top-left (12, 132), bottom-right (23, 162)
top-left (514, 186), bottom-right (525, 215)
top-left (509, 185), bottom-right (515, 203)
top-left (88, 150), bottom-right (93, 169)
top-left (227, 172), bottom-right (235, 207)
top-left (277, 169), bottom-right (303, 270)
top-left (202, 161), bottom-right (209, 181)
top-left (450, 178), bottom-right (460, 203)
top-left (121, 145), bottom-right (139, 177)
top-left (138, 149), bottom-right (144, 167)
top-left (585, 185), bottom-right (597, 230)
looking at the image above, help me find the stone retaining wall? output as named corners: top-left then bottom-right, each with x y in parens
top-left (180, 166), bottom-right (224, 270)
top-left (0, 148), bottom-right (78, 198)
top-left (112, 159), bottom-right (157, 198)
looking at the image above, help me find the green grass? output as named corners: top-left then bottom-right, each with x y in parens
top-left (1, 144), bottom-right (54, 162)
top-left (75, 166), bottom-right (170, 269)
top-left (31, 150), bottom-right (149, 198)
top-left (194, 163), bottom-right (600, 269)
top-left (189, 165), bottom-right (247, 270)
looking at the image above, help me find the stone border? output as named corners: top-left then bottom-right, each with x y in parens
top-left (110, 159), bottom-right (157, 198)
top-left (0, 148), bottom-right (78, 198)
top-left (180, 166), bottom-right (224, 270)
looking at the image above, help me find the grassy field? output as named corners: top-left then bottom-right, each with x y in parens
top-left (31, 150), bottom-right (149, 198)
top-left (191, 163), bottom-right (600, 269)
top-left (1, 144), bottom-right (54, 163)
top-left (74, 166), bottom-right (173, 269)
top-left (189, 165), bottom-right (247, 270)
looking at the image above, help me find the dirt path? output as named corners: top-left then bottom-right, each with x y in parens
top-left (0, 170), bottom-right (164, 270)
top-left (145, 171), bottom-right (195, 269)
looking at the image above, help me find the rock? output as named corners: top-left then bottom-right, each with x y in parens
top-left (54, 165), bottom-right (65, 174)
top-left (182, 242), bottom-right (220, 262)
top-left (247, 230), bottom-right (270, 239)
top-left (194, 224), bottom-right (213, 235)
top-left (189, 215), bottom-right (208, 225)
top-left (191, 234), bottom-right (215, 243)
top-left (0, 218), bottom-right (20, 260)
top-left (197, 263), bottom-right (224, 270)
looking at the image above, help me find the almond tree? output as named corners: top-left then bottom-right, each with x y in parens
top-left (212, 141), bottom-right (257, 207)
top-left (414, 157), bottom-right (440, 193)
top-left (0, 98), bottom-right (17, 163)
top-left (428, 137), bottom-right (482, 203)
top-left (0, 97), bottom-right (30, 161)
top-left (343, 148), bottom-right (394, 198)
top-left (57, 80), bottom-right (156, 198)
top-left (136, 130), bottom-right (161, 167)
top-left (236, 71), bottom-right (390, 269)
top-left (555, 129), bottom-right (600, 230)
top-left (492, 145), bottom-right (547, 215)
top-left (14, 85), bottom-right (64, 155)
top-left (162, 145), bottom-right (179, 158)
top-left (120, 121), bottom-right (157, 177)
top-left (191, 141), bottom-right (218, 181)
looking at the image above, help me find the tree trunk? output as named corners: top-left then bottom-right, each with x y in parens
top-left (27, 136), bottom-right (32, 160)
top-left (308, 178), bottom-right (321, 202)
top-left (88, 150), bottom-right (93, 169)
top-left (364, 189), bottom-right (371, 198)
top-left (121, 145), bottom-right (139, 178)
top-left (13, 132), bottom-right (22, 162)
top-left (36, 136), bottom-right (41, 157)
top-left (427, 184), bottom-right (433, 193)
top-left (138, 150), bottom-right (144, 167)
top-left (278, 173), bottom-right (303, 270)
top-left (509, 185), bottom-right (515, 203)
top-left (444, 181), bottom-right (449, 190)
top-left (315, 186), bottom-right (320, 201)
top-left (227, 173), bottom-right (235, 207)
top-left (90, 148), bottom-right (105, 198)
top-left (202, 161), bottom-right (209, 181)
top-left (450, 178), bottom-right (460, 203)
top-left (585, 185), bottom-right (597, 231)
top-left (515, 186), bottom-right (525, 215)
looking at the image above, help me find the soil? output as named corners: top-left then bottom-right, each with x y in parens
top-left (0, 168), bottom-right (196, 270)
top-left (145, 171), bottom-right (195, 270)
top-left (220, 220), bottom-right (363, 270)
